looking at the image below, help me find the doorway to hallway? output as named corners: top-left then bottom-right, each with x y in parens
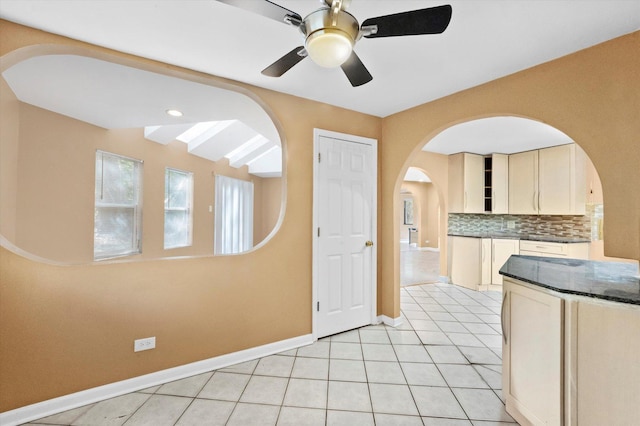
top-left (400, 241), bottom-right (441, 286)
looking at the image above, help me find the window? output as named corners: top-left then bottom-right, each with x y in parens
top-left (214, 175), bottom-right (254, 254)
top-left (164, 168), bottom-right (193, 249)
top-left (94, 151), bottom-right (143, 259)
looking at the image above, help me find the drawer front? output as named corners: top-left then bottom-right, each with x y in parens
top-left (520, 240), bottom-right (568, 255)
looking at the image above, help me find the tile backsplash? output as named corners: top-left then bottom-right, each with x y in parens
top-left (448, 212), bottom-right (593, 240)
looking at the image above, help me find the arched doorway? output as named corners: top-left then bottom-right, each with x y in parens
top-left (395, 115), bottom-right (614, 293)
top-left (399, 167), bottom-right (443, 286)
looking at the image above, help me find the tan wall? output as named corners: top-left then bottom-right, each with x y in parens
top-left (1, 21), bottom-right (639, 413)
top-left (380, 31), bottom-right (640, 318)
top-left (9, 101), bottom-right (279, 263)
top-left (0, 78), bottom-right (19, 242)
top-left (0, 21), bottom-right (381, 412)
top-left (255, 177), bottom-right (282, 244)
top-left (585, 157), bottom-right (636, 264)
top-left (400, 182), bottom-right (439, 250)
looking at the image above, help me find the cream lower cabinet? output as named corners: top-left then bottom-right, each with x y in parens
top-left (449, 237), bottom-right (517, 289)
top-left (503, 278), bottom-right (640, 426)
top-left (448, 236), bottom-right (491, 290)
top-left (502, 279), bottom-right (563, 426)
top-left (569, 300), bottom-right (640, 426)
top-left (491, 239), bottom-right (519, 285)
top-left (519, 240), bottom-right (589, 259)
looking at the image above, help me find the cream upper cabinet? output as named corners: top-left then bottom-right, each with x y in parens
top-left (448, 153), bottom-right (484, 213)
top-left (538, 144), bottom-right (586, 215)
top-left (509, 144), bottom-right (586, 215)
top-left (508, 150), bottom-right (538, 214)
top-left (502, 279), bottom-right (563, 426)
top-left (491, 153), bottom-right (509, 214)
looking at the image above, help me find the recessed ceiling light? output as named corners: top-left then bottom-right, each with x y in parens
top-left (166, 109), bottom-right (183, 117)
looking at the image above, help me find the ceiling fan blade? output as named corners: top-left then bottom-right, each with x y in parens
top-left (262, 46), bottom-right (307, 77)
top-left (362, 4), bottom-right (452, 38)
top-left (340, 51), bottom-right (372, 87)
top-left (215, 0), bottom-right (302, 26)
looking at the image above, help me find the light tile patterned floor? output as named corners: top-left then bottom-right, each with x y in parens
top-left (400, 242), bottom-right (440, 286)
top-left (26, 283), bottom-right (517, 426)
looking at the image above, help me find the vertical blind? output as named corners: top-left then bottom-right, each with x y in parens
top-left (214, 175), bottom-right (254, 254)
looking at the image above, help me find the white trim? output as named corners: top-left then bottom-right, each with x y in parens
top-left (312, 129), bottom-right (378, 340)
top-left (377, 315), bottom-right (404, 328)
top-left (0, 334), bottom-right (313, 426)
top-left (438, 275), bottom-right (450, 283)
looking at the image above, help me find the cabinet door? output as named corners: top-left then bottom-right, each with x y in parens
top-left (449, 236), bottom-right (482, 290)
top-left (575, 301), bottom-right (640, 425)
top-left (464, 153), bottom-right (485, 213)
top-left (481, 238), bottom-right (492, 285)
top-left (492, 153), bottom-right (509, 214)
top-left (448, 153), bottom-right (484, 213)
top-left (509, 150), bottom-right (538, 214)
top-left (491, 239), bottom-right (519, 285)
top-left (538, 144), bottom-right (586, 215)
top-left (502, 280), bottom-right (563, 426)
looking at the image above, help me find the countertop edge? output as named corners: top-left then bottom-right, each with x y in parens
top-left (499, 256), bottom-right (640, 306)
top-left (447, 233), bottom-right (591, 243)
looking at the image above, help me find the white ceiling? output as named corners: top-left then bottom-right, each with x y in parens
top-left (423, 116), bottom-right (574, 155)
top-left (1, 0), bottom-right (638, 118)
top-left (2, 54), bottom-right (279, 140)
top-left (404, 168), bottom-right (432, 182)
top-left (2, 54), bottom-right (283, 177)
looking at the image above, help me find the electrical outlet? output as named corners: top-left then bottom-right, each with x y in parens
top-left (134, 337), bottom-right (156, 352)
top-left (507, 220), bottom-right (516, 229)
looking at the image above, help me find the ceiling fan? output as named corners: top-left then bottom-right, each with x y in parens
top-left (215, 0), bottom-right (452, 87)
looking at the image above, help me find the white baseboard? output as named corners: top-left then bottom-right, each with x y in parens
top-left (377, 315), bottom-right (403, 327)
top-left (0, 334), bottom-right (314, 426)
top-left (438, 275), bottom-right (450, 283)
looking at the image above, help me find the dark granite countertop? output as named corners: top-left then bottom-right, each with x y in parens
top-left (500, 255), bottom-right (640, 305)
top-left (447, 232), bottom-right (590, 243)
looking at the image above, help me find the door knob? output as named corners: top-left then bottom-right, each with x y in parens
top-left (365, 240), bottom-right (374, 247)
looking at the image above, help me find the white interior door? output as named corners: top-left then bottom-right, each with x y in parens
top-left (313, 130), bottom-right (377, 339)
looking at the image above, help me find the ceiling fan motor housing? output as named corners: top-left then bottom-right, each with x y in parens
top-left (302, 8), bottom-right (359, 67)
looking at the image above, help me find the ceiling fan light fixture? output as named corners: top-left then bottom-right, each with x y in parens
top-left (305, 30), bottom-right (353, 67)
top-left (302, 7), bottom-right (359, 68)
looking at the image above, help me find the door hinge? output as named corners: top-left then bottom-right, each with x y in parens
top-left (318, 153), bottom-right (321, 163)
top-left (317, 301), bottom-right (320, 311)
top-left (317, 227), bottom-right (320, 237)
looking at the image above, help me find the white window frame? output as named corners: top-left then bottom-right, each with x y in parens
top-left (94, 150), bottom-right (143, 260)
top-left (164, 167), bottom-right (194, 249)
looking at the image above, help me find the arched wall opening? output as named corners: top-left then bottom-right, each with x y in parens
top-left (1, 45), bottom-right (287, 264)
top-left (398, 167), bottom-right (445, 286)
top-left (392, 113), bottom-right (623, 297)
